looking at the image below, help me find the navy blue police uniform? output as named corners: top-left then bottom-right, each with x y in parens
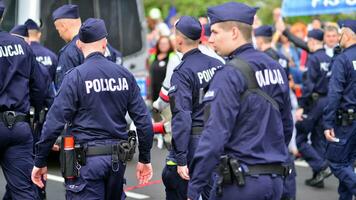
top-left (323, 20), bottom-right (356, 200)
top-left (254, 25), bottom-right (289, 76)
top-left (34, 18), bottom-right (154, 200)
top-left (255, 25), bottom-right (296, 200)
top-left (25, 19), bottom-right (58, 85)
top-left (53, 5), bottom-right (124, 89)
top-left (295, 29), bottom-right (332, 186)
top-left (0, 4), bottom-right (48, 199)
top-left (52, 4), bottom-right (84, 89)
top-left (187, 3), bottom-right (293, 200)
top-left (161, 16), bottom-right (223, 200)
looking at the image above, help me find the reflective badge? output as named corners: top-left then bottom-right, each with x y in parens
top-left (203, 90), bottom-right (216, 101)
top-left (168, 85), bottom-right (177, 94)
top-left (353, 61), bottom-right (356, 70)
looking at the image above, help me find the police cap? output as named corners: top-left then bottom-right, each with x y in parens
top-left (175, 16), bottom-right (202, 41)
top-left (307, 29), bottom-right (324, 41)
top-left (25, 19), bottom-right (40, 30)
top-left (52, 4), bottom-right (79, 21)
top-left (207, 2), bottom-right (258, 26)
top-left (338, 19), bottom-right (356, 33)
top-left (254, 25), bottom-right (273, 37)
top-left (79, 18), bottom-right (108, 43)
top-left (10, 25), bottom-right (28, 37)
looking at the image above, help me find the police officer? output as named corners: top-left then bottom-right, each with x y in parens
top-left (187, 2), bottom-right (293, 200)
top-left (24, 18), bottom-right (58, 200)
top-left (254, 25), bottom-right (289, 74)
top-left (295, 29), bottom-right (332, 188)
top-left (323, 19), bottom-right (356, 200)
top-left (254, 25), bottom-right (296, 200)
top-left (162, 16), bottom-right (223, 200)
top-left (25, 19), bottom-right (58, 86)
top-left (52, 4), bottom-right (123, 89)
top-left (31, 18), bottom-right (154, 199)
top-left (0, 3), bottom-right (47, 199)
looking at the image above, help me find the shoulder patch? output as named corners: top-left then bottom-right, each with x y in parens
top-left (203, 89), bottom-right (216, 102)
top-left (168, 85), bottom-right (177, 94)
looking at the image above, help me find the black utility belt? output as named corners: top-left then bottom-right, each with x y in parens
top-left (60, 131), bottom-right (137, 179)
top-left (336, 108), bottom-right (355, 126)
top-left (0, 111), bottom-right (30, 128)
top-left (245, 164), bottom-right (290, 176)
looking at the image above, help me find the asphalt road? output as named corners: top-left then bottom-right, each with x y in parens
top-left (0, 143), bottom-right (344, 200)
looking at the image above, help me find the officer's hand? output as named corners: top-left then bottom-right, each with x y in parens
top-left (31, 166), bottom-right (48, 188)
top-left (324, 129), bottom-right (337, 142)
top-left (177, 165), bottom-right (190, 180)
top-left (136, 162), bottom-right (153, 185)
top-left (52, 144), bottom-right (60, 151)
top-left (295, 108), bottom-right (304, 121)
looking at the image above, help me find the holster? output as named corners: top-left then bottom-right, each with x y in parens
top-left (336, 108), bottom-right (355, 126)
top-left (216, 155), bottom-right (246, 197)
top-left (60, 136), bottom-right (79, 179)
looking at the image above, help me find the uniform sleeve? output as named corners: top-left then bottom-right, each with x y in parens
top-left (169, 71), bottom-right (193, 166)
top-left (281, 81), bottom-right (293, 145)
top-left (323, 57), bottom-right (346, 129)
top-left (283, 29), bottom-right (310, 52)
top-left (127, 75), bottom-right (154, 164)
top-left (34, 70), bottom-right (79, 167)
top-left (188, 68), bottom-right (243, 200)
top-left (29, 54), bottom-right (49, 111)
top-left (299, 56), bottom-right (317, 108)
top-left (55, 48), bottom-right (83, 89)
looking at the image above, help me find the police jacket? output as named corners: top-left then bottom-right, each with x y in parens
top-left (35, 52), bottom-right (153, 167)
top-left (0, 30), bottom-right (47, 113)
top-left (188, 43), bottom-right (293, 199)
top-left (168, 48), bottom-right (223, 166)
top-left (324, 44), bottom-right (356, 129)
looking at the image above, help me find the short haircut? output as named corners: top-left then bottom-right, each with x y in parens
top-left (261, 36), bottom-right (272, 43)
top-left (176, 29), bottom-right (199, 46)
top-left (218, 21), bottom-right (252, 42)
top-left (324, 25), bottom-right (339, 34)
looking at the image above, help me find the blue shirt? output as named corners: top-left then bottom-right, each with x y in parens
top-left (0, 30), bottom-right (47, 113)
top-left (35, 52), bottom-right (153, 167)
top-left (300, 48), bottom-right (331, 108)
top-left (323, 44), bottom-right (356, 129)
top-left (168, 48), bottom-right (223, 166)
top-left (188, 43), bottom-right (293, 200)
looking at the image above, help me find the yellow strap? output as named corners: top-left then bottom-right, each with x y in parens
top-left (166, 160), bottom-right (177, 166)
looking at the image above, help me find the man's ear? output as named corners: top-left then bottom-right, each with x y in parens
top-left (231, 26), bottom-right (240, 41)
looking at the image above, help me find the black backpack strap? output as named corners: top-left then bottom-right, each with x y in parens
top-left (228, 58), bottom-right (280, 111)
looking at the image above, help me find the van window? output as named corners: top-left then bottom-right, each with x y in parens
top-left (98, 0), bottom-right (143, 56)
top-left (40, 0), bottom-right (143, 56)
